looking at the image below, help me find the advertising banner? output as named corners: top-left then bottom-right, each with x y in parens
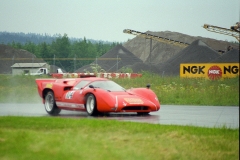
top-left (180, 63), bottom-right (239, 80)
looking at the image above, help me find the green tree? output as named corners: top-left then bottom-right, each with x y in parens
top-left (50, 34), bottom-right (71, 71)
top-left (37, 42), bottom-right (52, 64)
top-left (24, 41), bottom-right (37, 56)
top-left (10, 41), bottom-right (22, 49)
top-left (70, 37), bottom-right (97, 71)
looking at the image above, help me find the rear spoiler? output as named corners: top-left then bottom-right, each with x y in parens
top-left (35, 79), bottom-right (56, 86)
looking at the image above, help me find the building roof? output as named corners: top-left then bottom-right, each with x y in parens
top-left (11, 63), bottom-right (47, 68)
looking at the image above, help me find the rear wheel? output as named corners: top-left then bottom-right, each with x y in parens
top-left (86, 94), bottom-right (98, 116)
top-left (44, 91), bottom-right (61, 115)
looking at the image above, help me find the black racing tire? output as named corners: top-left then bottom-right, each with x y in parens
top-left (85, 94), bottom-right (98, 116)
top-left (44, 91), bottom-right (61, 115)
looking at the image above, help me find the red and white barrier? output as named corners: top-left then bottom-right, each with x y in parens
top-left (51, 72), bottom-right (142, 79)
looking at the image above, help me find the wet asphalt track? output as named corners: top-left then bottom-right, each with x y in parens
top-left (0, 103), bottom-right (239, 129)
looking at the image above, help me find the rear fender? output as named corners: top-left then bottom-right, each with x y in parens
top-left (35, 79), bottom-right (56, 98)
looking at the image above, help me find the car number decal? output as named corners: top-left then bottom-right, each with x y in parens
top-left (65, 91), bottom-right (75, 99)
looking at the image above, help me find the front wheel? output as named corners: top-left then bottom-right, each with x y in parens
top-left (44, 91), bottom-right (61, 115)
top-left (85, 94), bottom-right (98, 116)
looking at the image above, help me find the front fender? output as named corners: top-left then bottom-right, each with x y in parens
top-left (128, 88), bottom-right (160, 106)
top-left (83, 89), bottom-right (116, 112)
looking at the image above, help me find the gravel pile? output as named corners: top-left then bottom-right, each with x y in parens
top-left (123, 31), bottom-right (239, 65)
top-left (76, 45), bottom-right (143, 72)
top-left (0, 44), bottom-right (45, 74)
top-left (77, 40), bottom-right (239, 76)
top-left (0, 44), bottom-right (62, 74)
top-left (210, 49), bottom-right (239, 63)
top-left (156, 40), bottom-right (221, 76)
top-left (127, 40), bottom-right (229, 75)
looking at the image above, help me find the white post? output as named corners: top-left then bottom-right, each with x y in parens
top-left (116, 55), bottom-right (118, 72)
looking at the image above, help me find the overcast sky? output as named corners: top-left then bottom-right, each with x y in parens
top-left (0, 0), bottom-right (239, 42)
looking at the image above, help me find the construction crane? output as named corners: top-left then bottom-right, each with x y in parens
top-left (230, 22), bottom-right (240, 31)
top-left (203, 23), bottom-right (240, 42)
top-left (123, 29), bottom-right (189, 48)
top-left (123, 28), bottom-right (236, 54)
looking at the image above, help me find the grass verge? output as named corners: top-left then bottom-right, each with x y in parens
top-left (0, 116), bottom-right (239, 160)
top-left (0, 73), bottom-right (239, 105)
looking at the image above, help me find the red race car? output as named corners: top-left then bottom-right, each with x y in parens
top-left (36, 77), bottom-right (160, 116)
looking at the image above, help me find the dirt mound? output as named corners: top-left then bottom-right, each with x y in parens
top-left (76, 45), bottom-right (142, 72)
top-left (129, 62), bottom-right (160, 74)
top-left (0, 44), bottom-right (45, 74)
top-left (123, 31), bottom-right (239, 65)
top-left (77, 37), bottom-right (238, 76)
top-left (155, 40), bottom-right (221, 75)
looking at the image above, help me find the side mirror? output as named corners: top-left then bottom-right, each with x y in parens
top-left (89, 85), bottom-right (94, 89)
top-left (146, 84), bottom-right (150, 89)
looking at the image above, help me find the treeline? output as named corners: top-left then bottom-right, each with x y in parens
top-left (0, 31), bottom-right (113, 45)
top-left (3, 33), bottom-right (120, 72)
top-left (0, 31), bottom-right (60, 44)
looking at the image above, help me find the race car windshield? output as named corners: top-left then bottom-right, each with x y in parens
top-left (90, 80), bottom-right (125, 92)
top-left (74, 80), bottom-right (91, 90)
